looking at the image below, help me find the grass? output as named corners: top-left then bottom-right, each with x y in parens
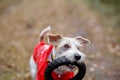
top-left (0, 0), bottom-right (20, 13)
top-left (0, 73), bottom-right (14, 80)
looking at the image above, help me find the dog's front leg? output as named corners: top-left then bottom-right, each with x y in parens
top-left (30, 55), bottom-right (37, 80)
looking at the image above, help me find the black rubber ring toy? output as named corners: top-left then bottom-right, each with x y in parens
top-left (44, 57), bottom-right (86, 80)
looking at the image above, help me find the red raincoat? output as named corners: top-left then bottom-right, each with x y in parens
top-left (33, 42), bottom-right (74, 80)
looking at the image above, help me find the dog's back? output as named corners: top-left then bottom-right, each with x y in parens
top-left (30, 27), bottom-right (51, 80)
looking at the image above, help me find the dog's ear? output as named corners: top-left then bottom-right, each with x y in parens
top-left (75, 36), bottom-right (90, 46)
top-left (47, 33), bottom-right (63, 45)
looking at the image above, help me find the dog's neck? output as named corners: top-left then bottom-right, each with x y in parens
top-left (47, 47), bottom-right (56, 62)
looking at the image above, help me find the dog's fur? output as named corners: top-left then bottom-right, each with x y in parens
top-left (30, 26), bottom-right (90, 80)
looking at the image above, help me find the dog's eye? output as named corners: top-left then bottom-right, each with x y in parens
top-left (63, 44), bottom-right (70, 48)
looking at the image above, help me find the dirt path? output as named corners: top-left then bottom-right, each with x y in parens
top-left (0, 0), bottom-right (120, 80)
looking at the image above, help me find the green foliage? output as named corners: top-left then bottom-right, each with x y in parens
top-left (117, 37), bottom-right (120, 43)
top-left (85, 0), bottom-right (120, 29)
top-left (84, 0), bottom-right (120, 42)
top-left (0, 0), bottom-right (4, 2)
top-left (85, 0), bottom-right (120, 15)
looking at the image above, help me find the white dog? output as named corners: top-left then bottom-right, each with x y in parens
top-left (30, 26), bottom-right (90, 80)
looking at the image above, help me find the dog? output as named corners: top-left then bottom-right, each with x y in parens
top-left (30, 26), bottom-right (90, 80)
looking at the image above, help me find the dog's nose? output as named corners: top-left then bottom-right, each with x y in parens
top-left (74, 54), bottom-right (81, 60)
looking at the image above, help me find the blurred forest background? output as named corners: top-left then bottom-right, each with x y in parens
top-left (0, 0), bottom-right (120, 80)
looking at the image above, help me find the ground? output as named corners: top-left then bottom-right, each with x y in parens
top-left (0, 0), bottom-right (120, 80)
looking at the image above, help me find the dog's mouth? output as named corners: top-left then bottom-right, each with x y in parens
top-left (67, 64), bottom-right (75, 69)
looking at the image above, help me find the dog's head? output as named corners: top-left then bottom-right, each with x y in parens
top-left (47, 33), bottom-right (90, 63)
